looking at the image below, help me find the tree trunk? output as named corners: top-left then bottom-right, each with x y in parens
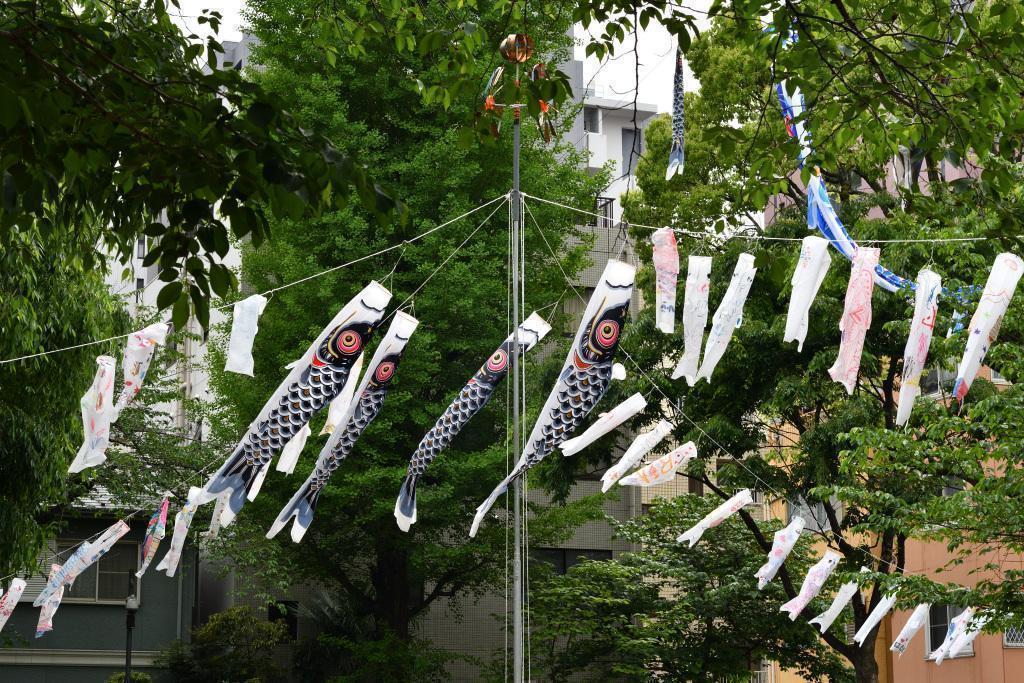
top-left (851, 642), bottom-right (880, 683)
top-left (371, 539), bottom-right (411, 639)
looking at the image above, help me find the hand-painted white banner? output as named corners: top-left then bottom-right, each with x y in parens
top-left (34, 520), bottom-right (129, 607)
top-left (560, 393), bottom-right (647, 457)
top-left (677, 489), bottom-right (753, 547)
top-left (35, 564), bottom-right (64, 638)
top-left (225, 294), bottom-right (269, 376)
top-left (755, 516), bottom-right (804, 589)
top-left (651, 227), bottom-right (680, 334)
top-left (784, 236), bottom-right (831, 352)
top-left (891, 603), bottom-right (930, 656)
top-left (157, 487), bottom-right (204, 578)
top-left (619, 441), bottom-right (697, 487)
top-left (828, 247), bottom-right (879, 394)
top-left (0, 579), bottom-right (26, 634)
top-left (780, 551), bottom-right (840, 620)
top-left (896, 269), bottom-right (942, 426)
top-left (854, 592), bottom-right (898, 645)
top-left (69, 355), bottom-right (117, 473)
top-left (953, 253), bottom-right (1024, 403)
top-left (808, 566), bottom-right (869, 633)
top-left (695, 253), bottom-right (756, 383)
top-left (672, 255), bottom-right (712, 385)
top-left (137, 498), bottom-right (170, 578)
top-left (601, 420), bottom-right (673, 492)
top-left (112, 322), bottom-right (170, 419)
top-left (933, 606), bottom-right (981, 665)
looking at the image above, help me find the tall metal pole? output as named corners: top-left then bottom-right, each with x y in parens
top-left (510, 105), bottom-right (525, 683)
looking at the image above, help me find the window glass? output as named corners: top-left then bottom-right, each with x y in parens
top-left (582, 106), bottom-right (601, 134)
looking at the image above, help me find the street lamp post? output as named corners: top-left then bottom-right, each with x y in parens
top-left (125, 594), bottom-right (139, 683)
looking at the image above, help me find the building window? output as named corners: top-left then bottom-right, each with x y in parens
top-left (269, 600), bottom-right (299, 640)
top-left (583, 106), bottom-right (601, 134)
top-left (927, 605), bottom-right (973, 659)
top-left (57, 541), bottom-right (139, 603)
top-left (135, 236), bottom-right (147, 259)
top-left (531, 548), bottom-right (612, 575)
top-left (1004, 623), bottom-right (1024, 647)
top-left (588, 196), bottom-right (614, 229)
top-left (621, 128), bottom-right (642, 176)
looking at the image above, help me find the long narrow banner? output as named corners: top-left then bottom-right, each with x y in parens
top-left (0, 579), bottom-right (26, 634)
top-left (270, 312), bottom-right (418, 542)
top-left (755, 516), bottom-right (804, 589)
top-left (780, 551), bottom-right (840, 620)
top-left (69, 355), bottom-right (117, 473)
top-left (891, 603), bottom-right (930, 656)
top-left (853, 592), bottom-right (898, 645)
top-left (896, 269), bottom-right (941, 425)
top-left (601, 420), bottom-right (673, 492)
top-left (203, 281), bottom-right (392, 522)
top-left (34, 520), bottom-right (130, 607)
top-left (112, 322), bottom-right (170, 419)
top-left (828, 247), bottom-right (879, 394)
top-left (137, 497), bottom-right (170, 578)
top-left (808, 566), bottom-right (869, 633)
top-left (651, 227), bottom-right (679, 334)
top-left (672, 255), bottom-right (712, 384)
top-left (35, 564), bottom-right (64, 638)
top-left (619, 441), bottom-right (697, 487)
top-left (665, 48), bottom-right (685, 180)
top-left (695, 253), bottom-right (756, 383)
top-left (395, 313), bottom-right (551, 532)
top-left (471, 260), bottom-right (635, 537)
top-left (156, 486), bottom-right (203, 578)
top-left (677, 489), bottom-right (753, 547)
top-left (560, 392), bottom-right (645, 458)
top-left (784, 236), bottom-right (831, 351)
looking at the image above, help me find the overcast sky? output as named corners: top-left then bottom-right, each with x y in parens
top-left (173, 0), bottom-right (714, 113)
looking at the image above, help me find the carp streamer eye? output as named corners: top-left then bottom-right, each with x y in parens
top-left (596, 320), bottom-right (619, 348)
top-left (486, 350), bottom-right (508, 372)
top-left (375, 361), bottom-right (395, 383)
top-left (336, 330), bottom-right (361, 355)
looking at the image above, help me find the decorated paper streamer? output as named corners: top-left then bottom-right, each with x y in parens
top-left (270, 313), bottom-right (419, 542)
top-left (69, 355), bottom-right (117, 473)
top-left (896, 269), bottom-right (942, 426)
top-left (35, 565), bottom-right (64, 638)
top-left (755, 516), bottom-right (805, 589)
top-left (276, 424), bottom-right (311, 476)
top-left (695, 254), bottom-right (756, 383)
top-left (225, 294), bottom-right (269, 376)
top-left (942, 610), bottom-right (989, 664)
top-left (619, 441), bottom-right (697, 487)
top-left (665, 48), bottom-right (685, 180)
top-left (601, 420), bottom-right (673, 492)
top-left (784, 236), bottom-right (831, 352)
top-left (0, 579), bottom-right (26, 634)
top-left (202, 281), bottom-right (392, 521)
top-left (854, 592), bottom-right (898, 645)
top-left (34, 520), bottom-right (130, 607)
top-left (808, 566), bottom-right (870, 633)
top-left (677, 489), bottom-right (754, 547)
top-left (953, 253), bottom-right (1024, 403)
top-left (651, 227), bottom-right (680, 334)
top-left (157, 487), bottom-right (204, 578)
top-left (112, 322), bottom-right (170, 419)
top-left (891, 603), bottom-right (930, 656)
top-left (396, 313), bottom-right (551, 532)
top-left (136, 497), bottom-right (170, 578)
top-left (828, 247), bottom-right (879, 394)
top-left (774, 77), bottom-right (812, 167)
top-left (471, 260), bottom-right (635, 537)
top-left (560, 392), bottom-right (646, 458)
top-left (672, 255), bottom-right (712, 384)
top-left (319, 353), bottom-right (364, 436)
top-left (780, 551), bottom-right (840, 620)
top-left (932, 606), bottom-right (979, 664)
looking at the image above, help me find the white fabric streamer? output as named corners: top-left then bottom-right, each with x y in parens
top-left (780, 551), bottom-right (840, 620)
top-left (755, 516), bottom-right (805, 589)
top-left (320, 353), bottom-right (364, 436)
top-left (854, 592), bottom-right (898, 645)
top-left (933, 607), bottom-right (982, 664)
top-left (619, 441), bottom-right (697, 487)
top-left (784, 236), bottom-right (831, 352)
top-left (560, 393), bottom-right (647, 457)
top-left (69, 355), bottom-right (117, 473)
top-left (672, 255), bottom-right (712, 384)
top-left (0, 579), bottom-right (26, 634)
top-left (112, 322), bottom-right (170, 419)
top-left (276, 423), bottom-right (311, 475)
top-left (944, 610), bottom-right (989, 663)
top-left (601, 420), bottom-right (673, 492)
top-left (808, 566), bottom-right (870, 633)
top-left (34, 520), bottom-right (129, 607)
top-left (677, 489), bottom-right (754, 547)
top-left (156, 487), bottom-right (204, 578)
top-left (891, 603), bottom-right (930, 656)
top-left (35, 564), bottom-right (64, 638)
top-left (225, 294), bottom-right (269, 376)
top-left (896, 269), bottom-right (942, 426)
top-left (828, 247), bottom-right (879, 394)
top-left (695, 253), bottom-right (756, 383)
top-left (651, 227), bottom-right (680, 334)
top-left (953, 252), bottom-right (1024, 403)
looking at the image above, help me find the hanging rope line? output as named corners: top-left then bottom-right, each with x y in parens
top-left (0, 193), bottom-right (510, 366)
top-left (523, 196), bottom-right (905, 573)
top-left (0, 195), bottom-right (507, 587)
top-left (523, 192), bottom-right (987, 244)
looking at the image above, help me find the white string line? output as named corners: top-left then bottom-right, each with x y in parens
top-left (523, 192), bottom-right (987, 244)
top-left (0, 193), bottom-right (510, 366)
top-left (523, 198), bottom-right (901, 572)
top-left (1, 199), bottom-right (507, 588)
